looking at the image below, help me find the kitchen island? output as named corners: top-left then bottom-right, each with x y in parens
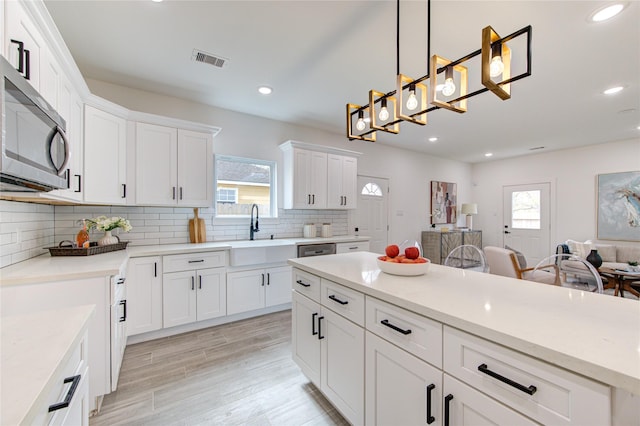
top-left (289, 251), bottom-right (639, 425)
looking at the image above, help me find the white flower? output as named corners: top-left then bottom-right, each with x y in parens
top-left (86, 216), bottom-right (132, 232)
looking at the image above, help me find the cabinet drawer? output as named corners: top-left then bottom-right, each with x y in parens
top-left (321, 279), bottom-right (364, 326)
top-left (444, 326), bottom-right (611, 426)
top-left (292, 268), bottom-right (321, 302)
top-left (163, 251), bottom-right (226, 273)
top-left (336, 241), bottom-right (370, 254)
top-left (366, 296), bottom-right (442, 368)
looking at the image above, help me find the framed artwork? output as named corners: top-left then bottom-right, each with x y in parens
top-left (431, 181), bottom-right (457, 224)
top-left (597, 171), bottom-right (640, 241)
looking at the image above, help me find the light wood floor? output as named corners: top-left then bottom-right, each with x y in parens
top-left (91, 310), bottom-right (349, 426)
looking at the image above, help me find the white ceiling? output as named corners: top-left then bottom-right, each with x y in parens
top-left (44, 0), bottom-right (640, 163)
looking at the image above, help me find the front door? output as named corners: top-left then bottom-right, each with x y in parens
top-left (353, 176), bottom-right (389, 254)
top-left (502, 183), bottom-right (551, 267)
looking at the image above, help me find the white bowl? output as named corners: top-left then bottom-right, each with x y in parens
top-left (376, 257), bottom-right (431, 276)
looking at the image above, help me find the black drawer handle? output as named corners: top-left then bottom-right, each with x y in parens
top-left (380, 319), bottom-right (412, 335)
top-left (444, 394), bottom-right (453, 426)
top-left (296, 279), bottom-right (311, 288)
top-left (188, 259), bottom-right (205, 263)
top-left (478, 363), bottom-right (537, 395)
top-left (48, 375), bottom-right (81, 412)
top-left (318, 316), bottom-right (325, 340)
top-left (312, 312), bottom-right (318, 335)
top-left (119, 299), bottom-right (127, 322)
top-left (426, 384), bottom-right (435, 424)
top-left (328, 294), bottom-right (348, 305)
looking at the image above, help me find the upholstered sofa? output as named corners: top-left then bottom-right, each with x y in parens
top-left (556, 240), bottom-right (640, 277)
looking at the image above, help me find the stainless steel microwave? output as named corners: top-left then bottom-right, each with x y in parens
top-left (1, 55), bottom-right (69, 192)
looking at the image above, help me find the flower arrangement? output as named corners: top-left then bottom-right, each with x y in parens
top-left (86, 216), bottom-right (132, 233)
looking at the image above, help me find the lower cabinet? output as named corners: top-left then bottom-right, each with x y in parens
top-left (163, 267), bottom-right (226, 328)
top-left (227, 265), bottom-right (291, 315)
top-left (127, 256), bottom-right (163, 336)
top-left (365, 331), bottom-right (442, 426)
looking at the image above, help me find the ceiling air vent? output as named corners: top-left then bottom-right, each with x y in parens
top-left (191, 49), bottom-right (227, 68)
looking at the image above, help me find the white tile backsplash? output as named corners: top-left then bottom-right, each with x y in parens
top-left (0, 201), bottom-right (55, 268)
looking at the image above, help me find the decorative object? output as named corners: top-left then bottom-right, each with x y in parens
top-left (346, 0), bottom-right (532, 142)
top-left (46, 240), bottom-right (128, 256)
top-left (461, 203), bottom-right (478, 230)
top-left (586, 249), bottom-right (603, 269)
top-left (377, 256), bottom-right (431, 276)
top-left (597, 171), bottom-right (640, 241)
top-left (431, 181), bottom-right (457, 224)
top-left (86, 216), bottom-right (132, 246)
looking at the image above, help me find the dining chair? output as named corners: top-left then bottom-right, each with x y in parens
top-left (533, 254), bottom-right (603, 294)
top-left (483, 246), bottom-right (561, 286)
top-left (444, 244), bottom-right (488, 272)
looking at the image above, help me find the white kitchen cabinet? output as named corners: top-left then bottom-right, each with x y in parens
top-left (4, 0), bottom-right (43, 90)
top-left (366, 331), bottom-right (442, 426)
top-left (292, 291), bottom-right (322, 386)
top-left (227, 265), bottom-right (292, 315)
top-left (134, 122), bottom-right (213, 207)
top-left (336, 241), bottom-right (370, 254)
top-left (127, 256), bottom-right (163, 336)
top-left (84, 105), bottom-right (128, 204)
top-left (327, 153), bottom-right (357, 209)
top-left (163, 267), bottom-right (226, 328)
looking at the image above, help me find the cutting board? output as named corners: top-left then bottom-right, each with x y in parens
top-left (189, 208), bottom-right (206, 243)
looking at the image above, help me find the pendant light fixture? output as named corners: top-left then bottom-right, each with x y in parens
top-left (346, 0), bottom-right (532, 142)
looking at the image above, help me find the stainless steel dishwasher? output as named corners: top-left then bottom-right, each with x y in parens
top-left (297, 243), bottom-right (337, 257)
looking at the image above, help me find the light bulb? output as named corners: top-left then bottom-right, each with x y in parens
top-left (356, 117), bottom-right (366, 131)
top-left (442, 78), bottom-right (456, 96)
top-left (379, 106), bottom-right (389, 121)
top-left (406, 91), bottom-right (418, 110)
top-left (490, 56), bottom-right (504, 77)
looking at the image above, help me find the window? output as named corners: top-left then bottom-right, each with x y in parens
top-left (511, 190), bottom-right (541, 229)
top-left (361, 182), bottom-right (383, 197)
top-left (214, 155), bottom-right (276, 218)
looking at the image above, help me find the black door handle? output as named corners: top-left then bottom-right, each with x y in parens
top-left (328, 294), bottom-right (348, 305)
top-left (48, 375), bottom-right (81, 412)
top-left (444, 394), bottom-right (453, 426)
top-left (380, 319), bottom-right (412, 335)
top-left (478, 363), bottom-right (537, 395)
top-left (296, 279), bottom-right (311, 288)
top-left (318, 316), bottom-right (325, 339)
top-left (119, 299), bottom-right (127, 322)
top-left (312, 312), bottom-right (318, 335)
top-left (504, 231), bottom-right (511, 234)
top-left (426, 384), bottom-right (435, 424)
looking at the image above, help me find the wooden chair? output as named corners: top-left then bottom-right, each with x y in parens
top-left (484, 246), bottom-right (561, 286)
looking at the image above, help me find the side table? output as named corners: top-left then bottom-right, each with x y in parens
top-left (421, 230), bottom-right (482, 266)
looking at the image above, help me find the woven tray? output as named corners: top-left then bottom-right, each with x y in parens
top-left (46, 241), bottom-right (129, 256)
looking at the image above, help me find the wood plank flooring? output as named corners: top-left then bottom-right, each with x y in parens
top-left (91, 310), bottom-right (349, 426)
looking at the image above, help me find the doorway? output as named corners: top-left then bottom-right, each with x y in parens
top-left (353, 176), bottom-right (389, 254)
top-left (502, 183), bottom-right (551, 267)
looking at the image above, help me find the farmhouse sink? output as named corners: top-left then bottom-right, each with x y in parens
top-left (229, 239), bottom-right (297, 266)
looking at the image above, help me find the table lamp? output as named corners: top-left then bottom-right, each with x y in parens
top-left (461, 203), bottom-right (478, 230)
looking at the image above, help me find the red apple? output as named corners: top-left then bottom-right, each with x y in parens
top-left (385, 244), bottom-right (400, 258)
top-left (405, 246), bottom-right (420, 260)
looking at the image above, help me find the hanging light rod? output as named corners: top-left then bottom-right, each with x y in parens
top-left (346, 0), bottom-right (532, 142)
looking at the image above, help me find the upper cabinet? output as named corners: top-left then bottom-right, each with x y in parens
top-left (84, 105), bottom-right (128, 205)
top-left (134, 122), bottom-right (214, 207)
top-left (4, 1), bottom-right (43, 91)
top-left (280, 141), bottom-right (360, 210)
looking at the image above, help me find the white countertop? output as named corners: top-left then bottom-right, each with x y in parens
top-left (288, 252), bottom-right (640, 396)
top-left (0, 236), bottom-right (370, 286)
top-left (1, 305), bottom-right (94, 426)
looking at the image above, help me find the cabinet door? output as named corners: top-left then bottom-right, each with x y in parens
top-left (84, 105), bottom-right (127, 204)
top-left (366, 331), bottom-right (442, 426)
top-left (292, 292), bottom-right (321, 387)
top-left (291, 148), bottom-right (312, 208)
top-left (4, 1), bottom-right (42, 90)
top-left (326, 154), bottom-right (344, 209)
top-left (49, 366), bottom-right (90, 426)
top-left (127, 257), bottom-right (163, 336)
top-left (196, 267), bottom-right (226, 321)
top-left (321, 308), bottom-right (364, 425)
top-left (309, 150), bottom-right (328, 208)
top-left (265, 266), bottom-right (292, 307)
top-left (226, 269), bottom-right (265, 315)
top-left (341, 155), bottom-right (358, 209)
top-left (443, 375), bottom-right (538, 426)
top-left (135, 123), bottom-right (177, 205)
top-left (39, 47), bottom-right (60, 109)
top-left (163, 270), bottom-right (197, 328)
top-left (177, 129), bottom-right (213, 207)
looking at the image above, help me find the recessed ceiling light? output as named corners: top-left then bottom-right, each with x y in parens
top-left (637, 125), bottom-right (640, 130)
top-left (428, 137), bottom-right (438, 142)
top-left (484, 152), bottom-right (493, 157)
top-left (603, 86), bottom-right (624, 95)
top-left (258, 86), bottom-right (273, 95)
top-left (151, 0), bottom-right (163, 3)
top-left (590, 3), bottom-right (625, 22)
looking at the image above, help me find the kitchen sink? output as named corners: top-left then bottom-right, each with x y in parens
top-left (229, 239), bottom-right (297, 266)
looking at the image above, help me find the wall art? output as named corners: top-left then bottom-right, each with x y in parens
top-left (597, 171), bottom-right (640, 241)
top-left (431, 181), bottom-right (457, 224)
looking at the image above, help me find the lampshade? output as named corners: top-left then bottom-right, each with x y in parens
top-left (461, 203), bottom-right (478, 215)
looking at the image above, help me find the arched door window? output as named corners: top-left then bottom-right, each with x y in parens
top-left (361, 182), bottom-right (383, 196)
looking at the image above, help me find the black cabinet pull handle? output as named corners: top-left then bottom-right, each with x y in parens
top-left (426, 384), bottom-right (435, 424)
top-left (180, 187), bottom-right (183, 200)
top-left (191, 276), bottom-right (195, 290)
top-left (10, 39), bottom-right (25, 74)
top-left (328, 294), bottom-right (348, 305)
top-left (312, 194), bottom-right (315, 204)
top-left (318, 316), bottom-right (325, 339)
top-left (312, 312), bottom-right (318, 335)
top-left (74, 174), bottom-right (82, 192)
top-left (119, 299), bottom-right (127, 322)
top-left (48, 375), bottom-right (81, 412)
top-left (117, 277), bottom-right (125, 285)
top-left (267, 273), bottom-right (270, 285)
top-left (296, 279), bottom-right (311, 288)
top-left (122, 183), bottom-right (127, 198)
top-left (308, 194), bottom-right (311, 205)
top-left (199, 275), bottom-right (202, 289)
top-left (154, 262), bottom-right (157, 277)
top-left (173, 187), bottom-right (176, 200)
top-left (380, 319), bottom-right (412, 335)
top-left (24, 49), bottom-right (30, 80)
top-left (477, 363), bottom-right (537, 395)
top-left (444, 394), bottom-right (453, 426)
top-left (188, 259), bottom-right (204, 263)
top-left (65, 168), bottom-right (71, 189)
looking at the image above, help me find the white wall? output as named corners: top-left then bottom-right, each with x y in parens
top-left (86, 79), bottom-right (473, 246)
top-left (471, 138), bottom-right (640, 251)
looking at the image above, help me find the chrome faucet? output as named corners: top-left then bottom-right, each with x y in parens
top-left (250, 203), bottom-right (260, 240)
